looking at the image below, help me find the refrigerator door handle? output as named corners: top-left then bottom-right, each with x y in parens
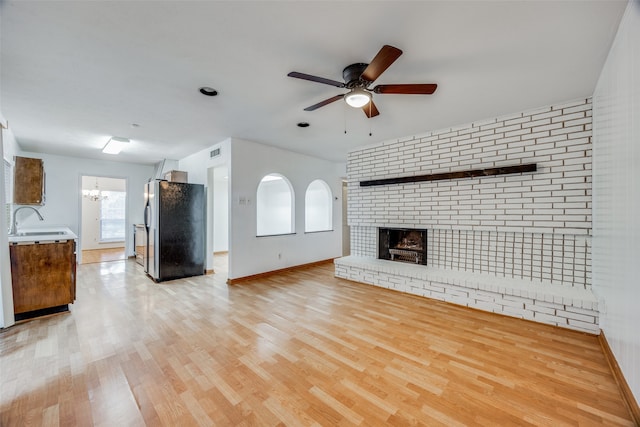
top-left (144, 203), bottom-right (150, 229)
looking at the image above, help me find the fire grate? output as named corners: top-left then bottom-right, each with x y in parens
top-left (379, 228), bottom-right (428, 266)
top-left (389, 248), bottom-right (423, 264)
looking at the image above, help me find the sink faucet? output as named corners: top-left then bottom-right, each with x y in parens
top-left (10, 206), bottom-right (44, 235)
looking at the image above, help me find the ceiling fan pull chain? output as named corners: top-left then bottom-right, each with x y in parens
top-left (344, 103), bottom-right (348, 134)
top-left (369, 103), bottom-right (373, 136)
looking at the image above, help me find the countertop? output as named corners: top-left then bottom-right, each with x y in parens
top-left (8, 226), bottom-right (78, 244)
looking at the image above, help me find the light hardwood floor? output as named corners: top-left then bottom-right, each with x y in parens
top-left (0, 259), bottom-right (635, 426)
top-left (81, 247), bottom-right (126, 264)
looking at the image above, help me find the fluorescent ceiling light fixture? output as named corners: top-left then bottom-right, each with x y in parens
top-left (102, 136), bottom-right (130, 154)
top-left (345, 88), bottom-right (371, 108)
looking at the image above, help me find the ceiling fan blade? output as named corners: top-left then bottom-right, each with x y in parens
top-left (304, 94), bottom-right (345, 111)
top-left (360, 45), bottom-right (403, 83)
top-left (288, 72), bottom-right (345, 88)
top-left (362, 100), bottom-right (380, 118)
top-left (373, 84), bottom-right (438, 94)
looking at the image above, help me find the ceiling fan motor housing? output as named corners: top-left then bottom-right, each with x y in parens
top-left (343, 63), bottom-right (369, 88)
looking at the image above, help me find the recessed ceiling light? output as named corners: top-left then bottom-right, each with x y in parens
top-left (297, 122), bottom-right (310, 128)
top-left (199, 87), bottom-right (218, 96)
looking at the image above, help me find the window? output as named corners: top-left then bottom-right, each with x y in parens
top-left (4, 159), bottom-right (12, 232)
top-left (100, 191), bottom-right (126, 241)
top-left (256, 174), bottom-right (294, 236)
top-left (305, 179), bottom-right (332, 232)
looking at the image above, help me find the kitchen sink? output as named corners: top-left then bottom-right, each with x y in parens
top-left (8, 227), bottom-right (78, 243)
top-left (14, 231), bottom-right (67, 236)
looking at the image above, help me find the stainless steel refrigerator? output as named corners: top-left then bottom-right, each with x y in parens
top-left (144, 180), bottom-right (206, 282)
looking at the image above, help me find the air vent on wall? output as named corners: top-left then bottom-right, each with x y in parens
top-left (210, 148), bottom-right (221, 158)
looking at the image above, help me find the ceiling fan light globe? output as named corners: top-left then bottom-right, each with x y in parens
top-left (345, 89), bottom-right (371, 108)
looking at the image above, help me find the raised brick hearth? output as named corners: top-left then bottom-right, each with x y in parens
top-left (335, 255), bottom-right (598, 334)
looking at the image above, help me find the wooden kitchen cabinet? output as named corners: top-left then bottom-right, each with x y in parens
top-left (13, 156), bottom-right (45, 205)
top-left (9, 240), bottom-right (76, 315)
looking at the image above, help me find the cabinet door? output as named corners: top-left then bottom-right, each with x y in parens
top-left (10, 240), bottom-right (74, 314)
top-left (13, 156), bottom-right (45, 205)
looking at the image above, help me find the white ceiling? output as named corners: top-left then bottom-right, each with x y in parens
top-left (0, 1), bottom-right (627, 165)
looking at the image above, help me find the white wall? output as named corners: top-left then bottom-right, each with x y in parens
top-left (348, 98), bottom-right (593, 235)
top-left (81, 176), bottom-right (127, 250)
top-left (178, 137), bottom-right (346, 279)
top-left (17, 151), bottom-right (154, 259)
top-left (0, 119), bottom-right (16, 328)
top-left (228, 138), bottom-right (344, 280)
top-left (213, 166), bottom-right (228, 252)
top-left (1, 125), bottom-right (20, 163)
top-left (179, 139), bottom-right (231, 186)
top-left (592, 0), bottom-right (640, 405)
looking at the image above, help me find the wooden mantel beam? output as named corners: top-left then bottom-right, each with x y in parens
top-left (359, 163), bottom-right (537, 187)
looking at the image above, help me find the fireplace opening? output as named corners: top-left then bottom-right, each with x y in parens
top-left (378, 228), bottom-right (427, 265)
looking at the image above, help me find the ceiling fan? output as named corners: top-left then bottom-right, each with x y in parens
top-left (287, 45), bottom-right (437, 118)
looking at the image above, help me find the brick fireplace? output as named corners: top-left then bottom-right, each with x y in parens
top-left (336, 98), bottom-right (599, 334)
top-left (378, 228), bottom-right (427, 265)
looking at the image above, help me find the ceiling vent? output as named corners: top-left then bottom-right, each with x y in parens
top-left (210, 148), bottom-right (221, 158)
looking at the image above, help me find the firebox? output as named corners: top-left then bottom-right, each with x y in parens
top-left (378, 228), bottom-right (427, 265)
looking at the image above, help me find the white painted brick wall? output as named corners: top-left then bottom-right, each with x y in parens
top-left (342, 99), bottom-right (597, 332)
top-left (347, 99), bottom-right (593, 288)
top-left (347, 98), bottom-right (592, 235)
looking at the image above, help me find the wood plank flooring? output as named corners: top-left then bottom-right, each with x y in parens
top-left (81, 247), bottom-right (125, 264)
top-left (0, 259), bottom-right (634, 426)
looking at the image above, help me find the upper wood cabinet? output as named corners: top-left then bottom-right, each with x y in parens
top-left (13, 156), bottom-right (45, 205)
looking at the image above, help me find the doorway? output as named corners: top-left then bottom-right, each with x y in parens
top-left (208, 166), bottom-right (229, 277)
top-left (80, 176), bottom-right (127, 264)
